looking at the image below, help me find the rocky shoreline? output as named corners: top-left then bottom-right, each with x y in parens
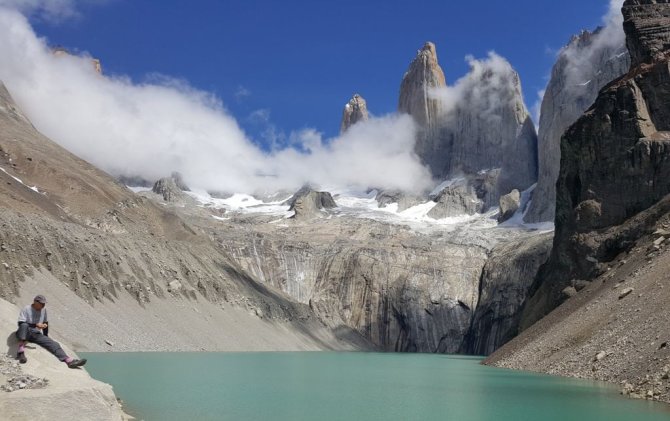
top-left (0, 298), bottom-right (129, 420)
top-left (485, 201), bottom-right (670, 405)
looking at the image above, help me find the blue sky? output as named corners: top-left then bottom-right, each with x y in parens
top-left (29, 0), bottom-right (614, 148)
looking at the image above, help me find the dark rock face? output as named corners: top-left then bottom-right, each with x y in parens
top-left (526, 30), bottom-right (630, 223)
top-left (463, 233), bottom-right (552, 356)
top-left (398, 42), bottom-right (537, 201)
top-left (624, 0), bottom-right (670, 66)
top-left (340, 94), bottom-right (369, 133)
top-left (521, 0), bottom-right (670, 327)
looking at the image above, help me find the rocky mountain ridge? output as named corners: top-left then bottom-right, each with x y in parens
top-left (0, 78), bottom-right (551, 356)
top-left (487, 0), bottom-right (670, 404)
top-left (521, 0), bottom-right (670, 329)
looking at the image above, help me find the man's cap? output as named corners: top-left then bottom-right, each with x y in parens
top-left (33, 294), bottom-right (47, 304)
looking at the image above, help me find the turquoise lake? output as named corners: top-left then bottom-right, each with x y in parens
top-left (81, 352), bottom-right (670, 421)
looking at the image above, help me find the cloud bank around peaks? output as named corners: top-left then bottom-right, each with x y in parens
top-left (429, 52), bottom-right (528, 123)
top-left (560, 0), bottom-right (626, 88)
top-left (0, 8), bottom-right (432, 194)
top-left (532, 0), bottom-right (626, 124)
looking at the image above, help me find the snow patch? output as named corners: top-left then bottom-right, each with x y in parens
top-left (126, 186), bottom-right (152, 193)
top-left (0, 166), bottom-right (43, 194)
top-left (184, 190), bottom-right (292, 217)
top-left (429, 177), bottom-right (465, 197)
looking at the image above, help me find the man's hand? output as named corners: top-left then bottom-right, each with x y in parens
top-left (36, 323), bottom-right (48, 329)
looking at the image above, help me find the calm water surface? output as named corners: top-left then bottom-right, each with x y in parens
top-left (81, 352), bottom-right (670, 421)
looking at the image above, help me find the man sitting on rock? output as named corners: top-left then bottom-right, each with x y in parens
top-left (15, 295), bottom-right (87, 369)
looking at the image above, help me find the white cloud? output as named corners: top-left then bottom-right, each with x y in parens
top-left (0, 0), bottom-right (104, 22)
top-left (0, 8), bottom-right (432, 194)
top-left (429, 52), bottom-right (525, 122)
top-left (531, 89), bottom-right (545, 130)
top-left (531, 0), bottom-right (626, 131)
top-left (560, 0), bottom-right (626, 88)
top-left (234, 85), bottom-right (251, 100)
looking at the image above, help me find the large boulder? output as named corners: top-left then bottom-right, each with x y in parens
top-left (498, 190), bottom-right (521, 223)
top-left (287, 187), bottom-right (337, 220)
top-left (428, 181), bottom-right (483, 219)
top-left (374, 190), bottom-right (424, 212)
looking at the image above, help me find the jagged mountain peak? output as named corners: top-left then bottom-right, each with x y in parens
top-left (417, 41), bottom-right (439, 62)
top-left (340, 93), bottom-right (369, 133)
top-left (398, 41), bottom-right (446, 129)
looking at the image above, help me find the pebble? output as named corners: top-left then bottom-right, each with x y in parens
top-left (619, 288), bottom-right (634, 300)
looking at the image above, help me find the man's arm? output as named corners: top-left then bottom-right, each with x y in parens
top-left (42, 309), bottom-right (49, 336)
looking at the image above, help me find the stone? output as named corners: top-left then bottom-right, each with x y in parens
top-left (498, 189), bottom-right (521, 223)
top-left (340, 94), bottom-right (369, 133)
top-left (654, 236), bottom-right (666, 246)
top-left (573, 280), bottom-right (589, 292)
top-left (561, 286), bottom-right (578, 299)
top-left (287, 186), bottom-right (337, 220)
top-left (375, 190), bottom-right (424, 212)
top-left (595, 351), bottom-right (607, 361)
top-left (619, 288), bottom-right (635, 299)
top-left (167, 280), bottom-right (183, 293)
top-left (428, 180), bottom-right (483, 219)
